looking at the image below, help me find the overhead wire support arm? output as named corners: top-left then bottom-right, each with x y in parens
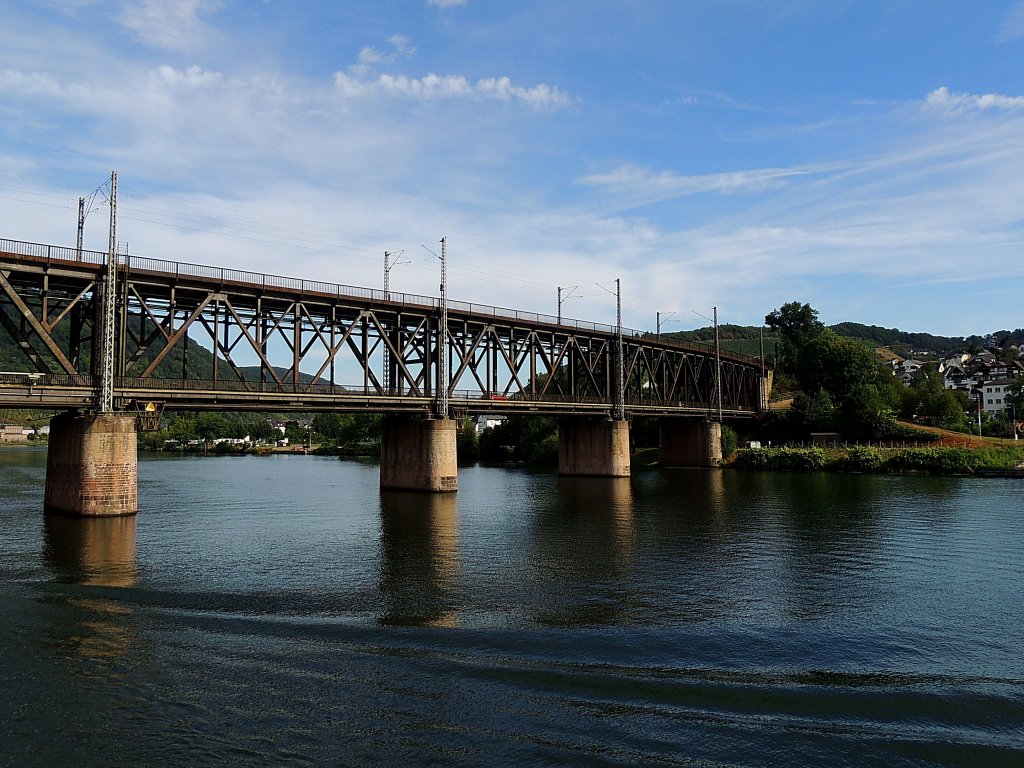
top-left (382, 249), bottom-right (408, 394)
top-left (422, 239), bottom-right (449, 419)
top-left (557, 285), bottom-right (578, 325)
top-left (596, 279), bottom-right (625, 420)
top-left (692, 306), bottom-right (723, 423)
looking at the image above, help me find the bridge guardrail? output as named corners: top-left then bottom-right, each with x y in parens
top-left (1, 237), bottom-right (763, 366)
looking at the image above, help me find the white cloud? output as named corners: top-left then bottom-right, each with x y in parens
top-left (926, 86), bottom-right (1024, 113)
top-left (996, 1), bottom-right (1024, 43)
top-left (427, 0), bottom-right (468, 7)
top-left (355, 35), bottom-right (415, 68)
top-left (576, 163), bottom-right (836, 199)
top-left (333, 71), bottom-right (571, 108)
top-left (117, 0), bottom-right (219, 51)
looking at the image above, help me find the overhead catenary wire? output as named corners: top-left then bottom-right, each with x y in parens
top-left (0, 175), bottom-right (716, 329)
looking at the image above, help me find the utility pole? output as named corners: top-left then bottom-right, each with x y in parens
top-left (383, 250), bottom-right (406, 394)
top-left (76, 197), bottom-right (86, 261)
top-left (98, 170), bottom-right (118, 414)
top-left (615, 278), bottom-right (624, 420)
top-left (438, 237), bottom-right (449, 419)
top-left (760, 325), bottom-right (766, 411)
top-left (714, 305), bottom-right (722, 423)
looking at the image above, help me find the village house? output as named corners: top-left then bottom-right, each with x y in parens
top-left (0, 424), bottom-right (30, 444)
top-left (980, 378), bottom-right (1018, 415)
top-left (891, 358), bottom-right (924, 385)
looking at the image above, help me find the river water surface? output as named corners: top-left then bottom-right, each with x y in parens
top-left (1, 447), bottom-right (1022, 766)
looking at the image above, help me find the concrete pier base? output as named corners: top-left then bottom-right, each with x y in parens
top-left (380, 415), bottom-right (458, 492)
top-left (558, 418), bottom-right (631, 477)
top-left (44, 412), bottom-right (138, 517)
top-left (660, 419), bottom-right (722, 468)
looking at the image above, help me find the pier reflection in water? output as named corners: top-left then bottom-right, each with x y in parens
top-left (378, 491), bottom-right (460, 627)
top-left (530, 476), bottom-right (636, 626)
top-left (42, 515), bottom-right (138, 661)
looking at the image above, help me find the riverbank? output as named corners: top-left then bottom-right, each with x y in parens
top-left (730, 444), bottom-right (1024, 476)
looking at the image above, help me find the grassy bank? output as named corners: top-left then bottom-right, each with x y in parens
top-left (731, 444), bottom-right (1024, 475)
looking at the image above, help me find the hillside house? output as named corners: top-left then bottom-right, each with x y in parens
top-left (891, 358), bottom-right (924, 385)
top-left (981, 379), bottom-right (1018, 415)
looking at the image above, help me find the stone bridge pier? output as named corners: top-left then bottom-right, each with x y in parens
top-left (380, 415), bottom-right (459, 492)
top-left (44, 411), bottom-right (138, 516)
top-left (557, 418), bottom-right (631, 477)
top-left (659, 419), bottom-right (722, 468)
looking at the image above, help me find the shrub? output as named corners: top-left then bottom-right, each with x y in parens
top-left (721, 425), bottom-right (738, 457)
top-left (973, 445), bottom-right (1024, 470)
top-left (883, 448), bottom-right (977, 475)
top-left (528, 434), bottom-right (560, 467)
top-left (838, 445), bottom-right (884, 472)
top-left (733, 447), bottom-right (831, 471)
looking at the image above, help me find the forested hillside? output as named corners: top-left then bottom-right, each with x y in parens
top-left (666, 320), bottom-right (1020, 361)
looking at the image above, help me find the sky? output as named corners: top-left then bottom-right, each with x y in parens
top-left (1, 0), bottom-right (1023, 337)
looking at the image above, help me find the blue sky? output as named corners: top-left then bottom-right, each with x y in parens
top-left (1, 1), bottom-right (1023, 337)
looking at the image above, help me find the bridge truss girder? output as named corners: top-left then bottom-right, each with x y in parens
top-left (0, 247), bottom-right (765, 417)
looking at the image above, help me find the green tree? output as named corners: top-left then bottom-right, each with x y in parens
top-left (243, 418), bottom-right (279, 443)
top-left (193, 413), bottom-right (229, 442)
top-left (791, 388), bottom-right (836, 433)
top-left (795, 330), bottom-right (877, 400)
top-left (1007, 379), bottom-right (1024, 414)
top-left (765, 301), bottom-right (825, 374)
top-left (479, 415), bottom-right (557, 463)
top-left (904, 368), bottom-right (969, 432)
top-left (457, 418), bottom-right (480, 461)
top-left (167, 416), bottom-right (196, 442)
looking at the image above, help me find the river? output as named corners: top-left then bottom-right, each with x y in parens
top-left (1, 447), bottom-right (1022, 766)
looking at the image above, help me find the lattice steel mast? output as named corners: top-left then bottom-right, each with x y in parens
top-left (98, 170), bottom-right (118, 413)
top-left (437, 236), bottom-right (449, 419)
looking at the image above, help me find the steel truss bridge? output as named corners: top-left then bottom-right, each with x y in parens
top-left (0, 238), bottom-right (768, 419)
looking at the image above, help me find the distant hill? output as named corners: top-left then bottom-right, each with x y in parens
top-left (828, 323), bottom-right (969, 356)
top-left (664, 324), bottom-right (780, 361)
top-left (666, 321), bottom-right (1021, 363)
